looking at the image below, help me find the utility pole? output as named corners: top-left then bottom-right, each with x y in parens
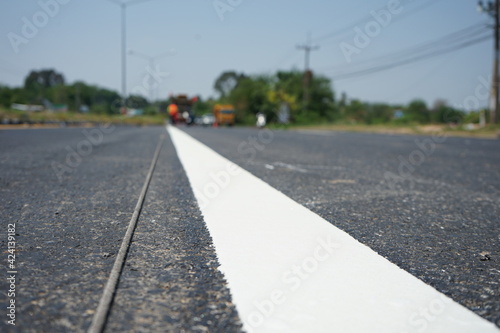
top-left (478, 0), bottom-right (499, 124)
top-left (297, 33), bottom-right (319, 112)
top-left (106, 0), bottom-right (157, 111)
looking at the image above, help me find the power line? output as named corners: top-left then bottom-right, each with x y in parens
top-left (330, 33), bottom-right (490, 81)
top-left (387, 53), bottom-right (457, 100)
top-left (272, 47), bottom-right (302, 70)
top-left (323, 22), bottom-right (489, 73)
top-left (313, 0), bottom-right (444, 43)
top-left (267, 0), bottom-right (445, 76)
top-left (332, 34), bottom-right (490, 80)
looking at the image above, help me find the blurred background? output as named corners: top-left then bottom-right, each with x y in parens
top-left (0, 0), bottom-right (496, 127)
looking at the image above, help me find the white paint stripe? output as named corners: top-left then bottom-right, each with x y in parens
top-left (274, 162), bottom-right (308, 173)
top-left (167, 126), bottom-right (499, 333)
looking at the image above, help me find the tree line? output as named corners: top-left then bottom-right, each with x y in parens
top-left (0, 69), bottom-right (154, 115)
top-left (0, 68), bottom-right (486, 125)
top-left (212, 70), bottom-right (485, 125)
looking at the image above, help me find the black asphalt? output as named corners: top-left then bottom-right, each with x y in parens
top-left (1, 125), bottom-right (499, 331)
top-left (104, 132), bottom-right (241, 333)
top-left (0, 126), bottom-right (241, 332)
top-left (182, 126), bottom-right (500, 327)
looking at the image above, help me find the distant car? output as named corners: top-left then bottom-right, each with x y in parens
top-left (194, 116), bottom-right (203, 126)
top-left (201, 114), bottom-right (215, 127)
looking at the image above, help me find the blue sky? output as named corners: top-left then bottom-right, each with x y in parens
top-left (0, 0), bottom-right (492, 110)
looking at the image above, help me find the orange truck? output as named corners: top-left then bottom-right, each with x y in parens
top-left (213, 104), bottom-right (235, 126)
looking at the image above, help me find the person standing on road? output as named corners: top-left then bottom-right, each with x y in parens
top-left (256, 112), bottom-right (266, 128)
top-left (168, 103), bottom-right (179, 125)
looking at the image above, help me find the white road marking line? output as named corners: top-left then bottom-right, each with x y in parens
top-left (167, 126), bottom-right (499, 333)
top-left (274, 162), bottom-right (308, 173)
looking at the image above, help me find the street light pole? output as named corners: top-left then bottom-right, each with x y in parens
top-left (495, 0), bottom-right (499, 124)
top-left (121, 3), bottom-right (126, 108)
top-left (478, 0), bottom-right (500, 124)
top-left (105, 0), bottom-right (157, 109)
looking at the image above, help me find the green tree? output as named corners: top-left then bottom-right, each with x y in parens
top-left (66, 82), bottom-right (120, 114)
top-left (216, 70), bottom-right (338, 124)
top-left (214, 71), bottom-right (246, 99)
top-left (405, 99), bottom-right (430, 123)
top-left (24, 69), bottom-right (65, 103)
top-left (127, 95), bottom-right (149, 109)
top-left (463, 110), bottom-right (481, 124)
top-left (366, 103), bottom-right (394, 124)
top-left (6, 87), bottom-right (31, 106)
top-left (45, 85), bottom-right (68, 105)
top-left (192, 96), bottom-right (212, 116)
top-left (0, 85), bottom-right (14, 108)
top-left (308, 74), bottom-right (336, 120)
top-left (91, 87), bottom-right (121, 114)
top-left (344, 99), bottom-right (367, 123)
top-left (228, 74), bottom-right (275, 123)
top-left (434, 104), bottom-right (464, 124)
top-left (24, 69), bottom-right (65, 90)
top-left (274, 70), bottom-right (337, 122)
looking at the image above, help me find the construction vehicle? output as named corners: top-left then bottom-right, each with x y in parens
top-left (213, 104), bottom-right (235, 126)
top-left (169, 94), bottom-right (195, 125)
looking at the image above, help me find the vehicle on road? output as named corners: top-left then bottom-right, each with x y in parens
top-left (213, 104), bottom-right (235, 126)
top-left (256, 112), bottom-right (266, 128)
top-left (170, 94), bottom-right (195, 125)
top-left (200, 114), bottom-right (215, 127)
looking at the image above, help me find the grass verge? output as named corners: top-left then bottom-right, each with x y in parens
top-left (0, 108), bottom-right (167, 128)
top-left (289, 123), bottom-right (500, 139)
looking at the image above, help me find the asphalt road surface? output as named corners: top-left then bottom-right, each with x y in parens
top-left (0, 125), bottom-right (499, 332)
